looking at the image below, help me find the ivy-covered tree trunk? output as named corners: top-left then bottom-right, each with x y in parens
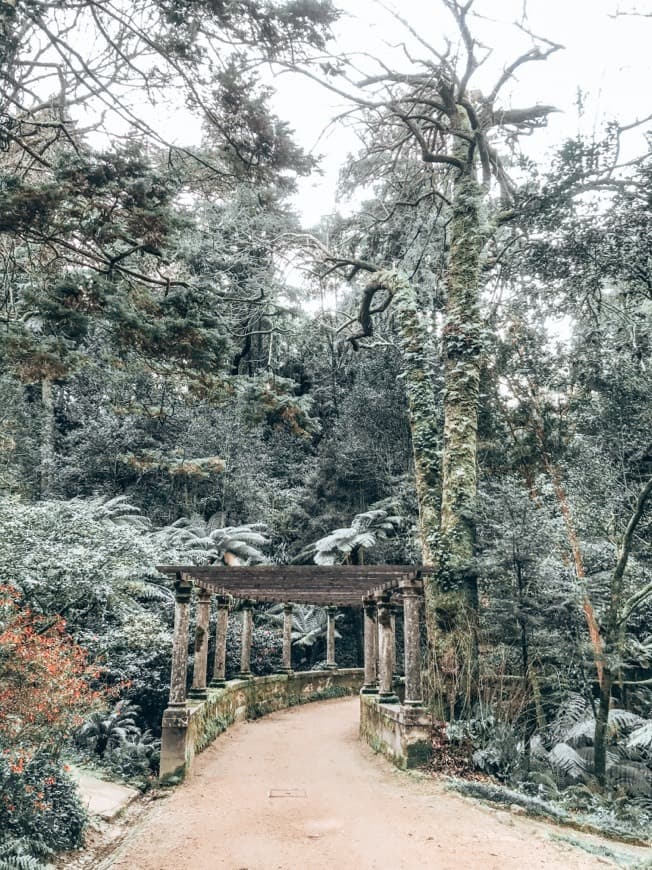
top-left (366, 271), bottom-right (440, 565)
top-left (432, 108), bottom-right (486, 713)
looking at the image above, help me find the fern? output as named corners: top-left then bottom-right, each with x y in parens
top-left (608, 762), bottom-right (652, 797)
top-left (302, 504), bottom-right (403, 565)
top-left (72, 494), bottom-right (150, 528)
top-left (548, 693), bottom-right (592, 744)
top-left (0, 837), bottom-right (51, 870)
top-left (628, 722), bottom-right (652, 753)
top-left (257, 604), bottom-right (340, 647)
top-left (548, 743), bottom-right (588, 780)
top-left (154, 516), bottom-right (268, 564)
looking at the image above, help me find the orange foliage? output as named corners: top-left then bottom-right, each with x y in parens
top-left (0, 585), bottom-right (104, 761)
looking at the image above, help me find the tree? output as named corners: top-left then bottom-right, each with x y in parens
top-left (291, 0), bottom-right (561, 714)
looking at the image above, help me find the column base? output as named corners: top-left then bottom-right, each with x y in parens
top-left (324, 663), bottom-right (338, 670)
top-left (403, 699), bottom-right (424, 707)
top-left (238, 671), bottom-right (253, 680)
top-left (209, 678), bottom-right (226, 688)
top-left (378, 692), bottom-right (400, 704)
top-left (188, 688), bottom-right (208, 700)
top-left (278, 668), bottom-right (294, 676)
top-left (360, 684), bottom-right (379, 694)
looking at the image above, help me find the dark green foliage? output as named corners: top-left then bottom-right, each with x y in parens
top-left (0, 756), bottom-right (86, 854)
top-left (225, 616), bottom-right (283, 677)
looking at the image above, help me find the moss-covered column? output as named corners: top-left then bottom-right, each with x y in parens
top-left (401, 581), bottom-right (424, 706)
top-left (168, 576), bottom-right (193, 708)
top-left (189, 588), bottom-right (211, 699)
top-left (378, 594), bottom-right (399, 704)
top-left (325, 605), bottom-right (337, 669)
top-left (281, 603), bottom-right (293, 674)
top-left (238, 601), bottom-right (254, 679)
top-left (210, 594), bottom-right (230, 688)
top-left (361, 596), bottom-right (379, 694)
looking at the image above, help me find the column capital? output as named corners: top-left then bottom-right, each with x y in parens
top-left (215, 594), bottom-right (231, 609)
top-left (173, 575), bottom-right (193, 604)
top-left (283, 602), bottom-right (293, 614)
top-left (399, 579), bottom-right (423, 598)
top-left (197, 587), bottom-right (212, 604)
top-left (362, 596), bottom-right (377, 612)
top-left (241, 598), bottom-right (254, 610)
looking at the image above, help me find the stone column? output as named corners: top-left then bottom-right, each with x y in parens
top-left (189, 588), bottom-right (211, 699)
top-left (210, 594), bottom-right (230, 688)
top-left (167, 576), bottom-right (193, 708)
top-left (325, 606), bottom-right (337, 669)
top-left (361, 597), bottom-right (378, 694)
top-left (401, 581), bottom-right (424, 706)
top-left (377, 594), bottom-right (399, 703)
top-left (239, 601), bottom-right (254, 679)
top-left (281, 603), bottom-right (293, 674)
top-left (390, 603), bottom-right (399, 678)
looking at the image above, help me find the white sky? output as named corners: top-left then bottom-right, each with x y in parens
top-left (265, 0), bottom-right (652, 224)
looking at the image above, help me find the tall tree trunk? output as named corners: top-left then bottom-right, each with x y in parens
top-left (439, 107), bottom-right (484, 605)
top-left (594, 476), bottom-right (652, 786)
top-left (40, 377), bottom-right (56, 498)
top-left (594, 663), bottom-right (612, 787)
top-left (432, 107), bottom-right (485, 713)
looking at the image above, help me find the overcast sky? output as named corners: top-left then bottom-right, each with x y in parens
top-left (268, 0), bottom-right (652, 224)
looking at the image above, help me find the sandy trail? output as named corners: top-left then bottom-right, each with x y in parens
top-left (109, 697), bottom-right (630, 870)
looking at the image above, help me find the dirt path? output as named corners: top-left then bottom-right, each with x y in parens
top-left (109, 697), bottom-right (639, 870)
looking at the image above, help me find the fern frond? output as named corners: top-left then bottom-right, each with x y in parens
top-left (548, 742), bottom-right (587, 779)
top-left (607, 761), bottom-right (652, 797)
top-left (628, 721), bottom-right (652, 753)
top-left (608, 709), bottom-right (645, 735)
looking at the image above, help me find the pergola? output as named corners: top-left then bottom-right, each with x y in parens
top-left (156, 563), bottom-right (428, 721)
top-left (156, 564), bottom-right (426, 606)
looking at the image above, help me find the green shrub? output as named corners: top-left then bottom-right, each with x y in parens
top-left (0, 755), bottom-right (86, 854)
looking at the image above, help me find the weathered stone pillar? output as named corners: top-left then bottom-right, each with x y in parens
top-left (281, 603), bottom-right (293, 674)
top-left (361, 597), bottom-right (378, 693)
top-left (167, 575), bottom-right (193, 708)
top-left (390, 603), bottom-right (399, 678)
top-left (188, 588), bottom-right (211, 699)
top-left (325, 605), bottom-right (337, 669)
top-left (378, 594), bottom-right (399, 704)
top-left (401, 581), bottom-right (424, 706)
top-left (239, 601), bottom-right (254, 679)
top-left (210, 594), bottom-right (230, 688)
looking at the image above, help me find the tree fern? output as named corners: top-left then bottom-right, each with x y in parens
top-left (72, 494), bottom-right (150, 528)
top-left (154, 516), bottom-right (268, 564)
top-left (300, 503), bottom-right (404, 565)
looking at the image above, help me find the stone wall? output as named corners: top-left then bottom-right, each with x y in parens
top-left (359, 694), bottom-right (432, 769)
top-left (160, 668), bottom-right (364, 779)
